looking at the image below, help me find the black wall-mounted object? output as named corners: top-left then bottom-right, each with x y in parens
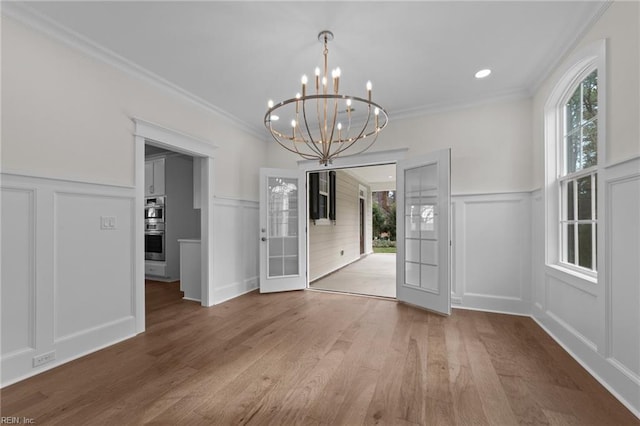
top-left (309, 171), bottom-right (336, 222)
top-left (329, 170), bottom-right (336, 221)
top-left (309, 172), bottom-right (320, 220)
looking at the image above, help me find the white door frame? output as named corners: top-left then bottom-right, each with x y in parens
top-left (298, 148), bottom-right (408, 288)
top-left (133, 118), bottom-right (218, 333)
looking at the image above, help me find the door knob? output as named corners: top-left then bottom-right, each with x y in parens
top-left (261, 237), bottom-right (267, 242)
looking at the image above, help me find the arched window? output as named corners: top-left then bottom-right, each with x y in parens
top-left (544, 40), bottom-right (605, 281)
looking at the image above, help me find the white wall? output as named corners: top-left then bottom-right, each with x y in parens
top-left (530, 1), bottom-right (640, 416)
top-left (1, 14), bottom-right (265, 386)
top-left (308, 170), bottom-right (372, 282)
top-left (267, 97), bottom-right (534, 195)
top-left (212, 198), bottom-right (259, 303)
top-left (1, 16), bottom-right (266, 199)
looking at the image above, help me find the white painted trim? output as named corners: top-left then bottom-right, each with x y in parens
top-left (532, 315), bottom-right (640, 419)
top-left (527, 1), bottom-right (612, 94)
top-left (133, 118), bottom-right (216, 309)
top-left (392, 87), bottom-right (531, 121)
top-left (133, 118), bottom-right (218, 157)
top-left (543, 38), bottom-right (607, 279)
top-left (0, 186), bottom-right (37, 359)
top-left (0, 171), bottom-right (134, 190)
top-left (1, 4), bottom-right (263, 139)
top-left (213, 197), bottom-right (259, 208)
top-left (604, 154), bottom-right (640, 170)
top-left (298, 148), bottom-right (408, 172)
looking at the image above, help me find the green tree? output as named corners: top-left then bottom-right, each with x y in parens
top-left (372, 202), bottom-right (386, 238)
top-left (381, 202), bottom-right (396, 241)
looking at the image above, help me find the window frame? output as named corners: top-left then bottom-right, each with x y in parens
top-left (544, 39), bottom-right (606, 284)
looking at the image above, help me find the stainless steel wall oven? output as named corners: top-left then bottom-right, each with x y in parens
top-left (145, 196), bottom-right (166, 261)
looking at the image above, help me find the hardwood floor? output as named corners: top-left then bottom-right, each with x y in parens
top-left (1, 281), bottom-right (638, 425)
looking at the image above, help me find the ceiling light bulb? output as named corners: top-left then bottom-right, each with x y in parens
top-left (366, 81), bottom-right (372, 91)
top-left (301, 75), bottom-right (308, 85)
top-left (268, 100), bottom-right (274, 108)
top-left (346, 99), bottom-right (352, 107)
top-left (315, 67), bottom-right (320, 77)
top-left (295, 92), bottom-right (301, 99)
top-left (475, 69), bottom-right (492, 79)
top-left (374, 107), bottom-right (380, 115)
top-left (291, 119), bottom-right (297, 128)
top-left (337, 122), bottom-right (342, 130)
top-left (271, 115), bottom-right (279, 121)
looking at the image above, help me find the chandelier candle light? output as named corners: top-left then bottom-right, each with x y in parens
top-left (265, 30), bottom-right (388, 166)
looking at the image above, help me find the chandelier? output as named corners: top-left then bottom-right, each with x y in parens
top-left (265, 30), bottom-right (388, 166)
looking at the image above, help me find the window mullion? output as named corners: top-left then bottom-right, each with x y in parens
top-left (591, 172), bottom-right (597, 270)
top-left (573, 179), bottom-right (579, 264)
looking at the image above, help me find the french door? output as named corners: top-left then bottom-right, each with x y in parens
top-left (396, 149), bottom-right (451, 315)
top-left (258, 149), bottom-right (451, 315)
top-left (258, 168), bottom-right (306, 293)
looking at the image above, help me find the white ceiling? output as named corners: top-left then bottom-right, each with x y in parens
top-left (10, 1), bottom-right (607, 140)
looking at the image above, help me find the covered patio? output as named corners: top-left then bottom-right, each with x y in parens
top-left (309, 253), bottom-right (396, 298)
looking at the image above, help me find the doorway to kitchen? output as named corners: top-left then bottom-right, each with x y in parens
top-left (133, 118), bottom-right (216, 333)
top-left (144, 144), bottom-right (201, 303)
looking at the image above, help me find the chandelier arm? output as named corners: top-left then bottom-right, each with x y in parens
top-left (268, 132), bottom-right (321, 161)
top-left (333, 104), bottom-right (373, 156)
top-left (300, 97), bottom-right (326, 158)
top-left (316, 94), bottom-right (325, 147)
top-left (333, 102), bottom-right (388, 156)
top-left (325, 95), bottom-right (340, 159)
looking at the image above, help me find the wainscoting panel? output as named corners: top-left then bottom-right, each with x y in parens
top-left (212, 198), bottom-right (259, 304)
top-left (545, 275), bottom-right (599, 350)
top-left (53, 191), bottom-right (135, 341)
top-left (1, 173), bottom-right (137, 387)
top-left (533, 156), bottom-right (640, 417)
top-left (1, 187), bottom-right (36, 358)
top-left (606, 161), bottom-right (640, 381)
top-left (452, 192), bottom-right (531, 314)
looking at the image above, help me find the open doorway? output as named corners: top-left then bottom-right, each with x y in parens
top-left (133, 118), bottom-right (216, 333)
top-left (308, 164), bottom-right (397, 298)
top-left (143, 143), bottom-right (202, 303)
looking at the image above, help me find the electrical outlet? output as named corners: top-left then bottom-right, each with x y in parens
top-left (33, 351), bottom-right (56, 367)
top-left (100, 216), bottom-right (117, 230)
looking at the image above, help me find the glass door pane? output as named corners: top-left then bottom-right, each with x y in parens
top-left (404, 163), bottom-right (439, 294)
top-left (267, 177), bottom-right (299, 277)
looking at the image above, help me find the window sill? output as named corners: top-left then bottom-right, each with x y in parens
top-left (545, 263), bottom-right (598, 296)
top-left (313, 218), bottom-right (334, 226)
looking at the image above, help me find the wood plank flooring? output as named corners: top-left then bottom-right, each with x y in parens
top-left (1, 281), bottom-right (638, 425)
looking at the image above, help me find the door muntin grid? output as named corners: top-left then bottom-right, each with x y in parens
top-left (267, 177), bottom-right (299, 278)
top-left (404, 164), bottom-right (439, 294)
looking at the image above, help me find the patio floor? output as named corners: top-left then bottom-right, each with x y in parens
top-left (309, 253), bottom-right (396, 298)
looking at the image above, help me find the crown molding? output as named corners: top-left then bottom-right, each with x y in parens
top-left (1, 2), bottom-right (266, 140)
top-left (526, 0), bottom-right (612, 95)
top-left (390, 87), bottom-right (531, 121)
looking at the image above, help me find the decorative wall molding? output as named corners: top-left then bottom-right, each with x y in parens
top-left (0, 187), bottom-right (37, 360)
top-left (1, 173), bottom-right (137, 387)
top-left (533, 155), bottom-right (640, 417)
top-left (452, 191), bottom-right (532, 315)
top-left (212, 198), bottom-right (259, 305)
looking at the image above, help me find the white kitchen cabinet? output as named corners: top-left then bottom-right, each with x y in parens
top-left (145, 158), bottom-right (165, 196)
top-left (145, 261), bottom-right (166, 277)
top-left (179, 239), bottom-right (201, 302)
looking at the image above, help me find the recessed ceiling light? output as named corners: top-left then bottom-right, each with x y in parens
top-left (475, 69), bottom-right (492, 79)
